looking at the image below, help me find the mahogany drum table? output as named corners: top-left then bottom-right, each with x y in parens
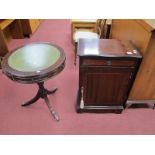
top-left (2, 42), bottom-right (66, 121)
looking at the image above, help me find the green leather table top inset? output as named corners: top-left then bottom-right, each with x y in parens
top-left (8, 43), bottom-right (61, 72)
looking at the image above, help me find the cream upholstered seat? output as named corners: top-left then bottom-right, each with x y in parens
top-left (73, 19), bottom-right (105, 43)
top-left (73, 19), bottom-right (107, 64)
top-left (74, 30), bottom-right (99, 43)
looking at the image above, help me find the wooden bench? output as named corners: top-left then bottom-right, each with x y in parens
top-left (0, 19), bottom-right (24, 68)
top-left (0, 19), bottom-right (24, 56)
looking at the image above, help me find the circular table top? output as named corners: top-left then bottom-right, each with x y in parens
top-left (2, 42), bottom-right (66, 83)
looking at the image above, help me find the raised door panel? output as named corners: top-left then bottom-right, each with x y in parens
top-left (80, 67), bottom-right (132, 106)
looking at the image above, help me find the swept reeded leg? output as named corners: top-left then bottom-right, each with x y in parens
top-left (21, 90), bottom-right (40, 106)
top-left (21, 82), bottom-right (60, 121)
top-left (45, 88), bottom-right (58, 94)
top-left (44, 96), bottom-right (59, 121)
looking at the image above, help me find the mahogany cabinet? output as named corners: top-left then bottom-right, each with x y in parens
top-left (77, 39), bottom-right (142, 113)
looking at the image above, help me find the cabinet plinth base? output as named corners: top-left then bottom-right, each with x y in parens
top-left (76, 105), bottom-right (123, 114)
top-left (76, 90), bottom-right (123, 114)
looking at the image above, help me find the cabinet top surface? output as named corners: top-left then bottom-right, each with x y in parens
top-left (77, 39), bottom-right (142, 58)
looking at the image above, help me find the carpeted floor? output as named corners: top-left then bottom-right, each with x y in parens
top-left (0, 19), bottom-right (155, 135)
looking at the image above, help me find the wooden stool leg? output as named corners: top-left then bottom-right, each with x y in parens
top-left (74, 42), bottom-right (77, 65)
